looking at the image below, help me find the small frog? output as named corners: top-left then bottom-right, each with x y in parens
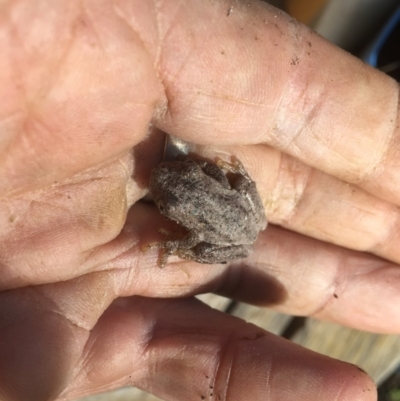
top-left (147, 157), bottom-right (267, 267)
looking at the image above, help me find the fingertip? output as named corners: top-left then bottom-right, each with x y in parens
top-left (313, 362), bottom-right (377, 401)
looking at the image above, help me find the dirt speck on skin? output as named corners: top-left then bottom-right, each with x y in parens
top-left (290, 56), bottom-right (299, 66)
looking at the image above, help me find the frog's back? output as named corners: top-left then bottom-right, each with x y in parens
top-left (175, 174), bottom-right (263, 245)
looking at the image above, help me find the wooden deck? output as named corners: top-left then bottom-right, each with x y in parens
top-left (77, 293), bottom-right (400, 401)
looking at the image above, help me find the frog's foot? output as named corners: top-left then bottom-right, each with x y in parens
top-left (141, 241), bottom-right (162, 253)
top-left (216, 157), bottom-right (250, 179)
top-left (157, 247), bottom-right (178, 268)
top-left (197, 160), bottom-right (231, 189)
top-left (141, 236), bottom-right (176, 268)
top-left (141, 241), bottom-right (178, 268)
top-left (141, 233), bottom-right (191, 268)
top-left (177, 243), bottom-right (253, 265)
top-left (142, 231), bottom-right (202, 268)
top-left (140, 227), bottom-right (177, 253)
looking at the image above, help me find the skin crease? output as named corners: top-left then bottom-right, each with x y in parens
top-left (2, 0), bottom-right (400, 400)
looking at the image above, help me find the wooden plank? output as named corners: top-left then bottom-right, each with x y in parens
top-left (196, 293), bottom-right (232, 311)
top-left (77, 387), bottom-right (161, 401)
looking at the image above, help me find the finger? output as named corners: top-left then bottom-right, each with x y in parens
top-left (65, 297), bottom-right (376, 401)
top-left (4, 200), bottom-right (399, 334)
top-left (149, 0), bottom-right (400, 205)
top-left (61, 202), bottom-right (400, 334)
top-left (0, 285), bottom-right (375, 401)
top-left (118, 205), bottom-right (400, 334)
top-left (119, 212), bottom-right (400, 334)
top-left (215, 226), bottom-right (400, 334)
top-left (195, 144), bottom-right (400, 265)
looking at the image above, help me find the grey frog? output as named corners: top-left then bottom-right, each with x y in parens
top-left (148, 157), bottom-right (267, 267)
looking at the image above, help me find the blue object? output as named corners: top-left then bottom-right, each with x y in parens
top-left (363, 5), bottom-right (400, 80)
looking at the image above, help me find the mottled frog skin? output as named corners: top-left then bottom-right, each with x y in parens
top-left (149, 157), bottom-right (267, 266)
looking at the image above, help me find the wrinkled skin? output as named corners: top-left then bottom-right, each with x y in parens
top-left (1, 1), bottom-right (400, 401)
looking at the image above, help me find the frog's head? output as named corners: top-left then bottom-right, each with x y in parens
top-left (149, 163), bottom-right (182, 217)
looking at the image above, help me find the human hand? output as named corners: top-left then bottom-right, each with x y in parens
top-left (1, 1), bottom-right (399, 400)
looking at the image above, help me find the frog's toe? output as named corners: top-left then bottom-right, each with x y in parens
top-left (157, 250), bottom-right (169, 268)
top-left (158, 247), bottom-right (179, 268)
top-left (141, 242), bottom-right (160, 253)
top-left (216, 157), bottom-right (249, 178)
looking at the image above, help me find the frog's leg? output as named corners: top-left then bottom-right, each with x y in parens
top-left (216, 157), bottom-right (251, 180)
top-left (142, 231), bottom-right (202, 268)
top-left (216, 157), bottom-right (264, 216)
top-left (178, 243), bottom-right (253, 264)
top-left (197, 161), bottom-right (231, 189)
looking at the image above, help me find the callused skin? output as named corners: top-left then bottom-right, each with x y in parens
top-left (148, 157), bottom-right (267, 267)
